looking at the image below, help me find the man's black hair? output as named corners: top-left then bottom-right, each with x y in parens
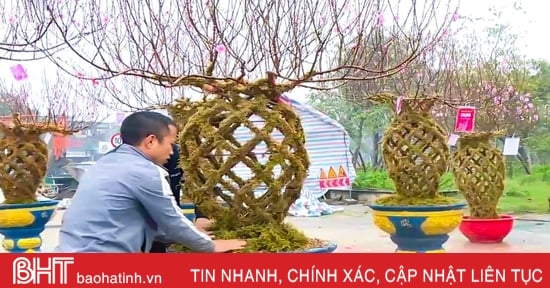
top-left (120, 111), bottom-right (175, 146)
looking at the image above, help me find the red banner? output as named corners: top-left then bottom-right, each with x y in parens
top-left (0, 253), bottom-right (548, 287)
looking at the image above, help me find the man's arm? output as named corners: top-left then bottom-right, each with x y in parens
top-left (134, 165), bottom-right (215, 252)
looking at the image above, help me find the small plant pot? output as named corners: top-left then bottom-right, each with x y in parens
top-left (369, 203), bottom-right (466, 253)
top-left (459, 215), bottom-right (514, 243)
top-left (180, 203), bottom-right (196, 222)
top-left (0, 200), bottom-right (58, 253)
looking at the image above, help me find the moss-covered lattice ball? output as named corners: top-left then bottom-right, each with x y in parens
top-left (167, 90), bottom-right (313, 252)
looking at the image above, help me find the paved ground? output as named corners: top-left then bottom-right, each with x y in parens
top-left (288, 205), bottom-right (550, 253)
top-left (2, 205), bottom-right (549, 253)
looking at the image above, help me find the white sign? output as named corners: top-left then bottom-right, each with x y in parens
top-left (13, 256), bottom-right (74, 285)
top-left (448, 133), bottom-right (459, 146)
top-left (110, 133), bottom-right (122, 148)
top-left (98, 141), bottom-right (111, 154)
top-left (395, 96), bottom-right (403, 114)
top-left (503, 137), bottom-right (520, 156)
top-left (41, 133), bottom-right (52, 144)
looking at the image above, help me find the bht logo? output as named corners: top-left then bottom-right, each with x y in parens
top-left (12, 256), bottom-right (74, 285)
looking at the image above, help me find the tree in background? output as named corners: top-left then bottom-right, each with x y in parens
top-left (430, 9), bottom-right (543, 174)
top-left (308, 91), bottom-right (390, 168)
top-left (522, 61), bottom-right (550, 164)
top-left (318, 7), bottom-right (462, 168)
top-left (329, 4), bottom-right (548, 174)
top-left (0, 1), bottom-right (94, 61)
top-left (4, 0), bottom-right (454, 100)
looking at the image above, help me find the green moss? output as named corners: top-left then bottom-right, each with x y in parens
top-left (2, 199), bottom-right (37, 205)
top-left (168, 93), bottom-right (316, 253)
top-left (214, 223), bottom-right (309, 252)
top-left (172, 93), bottom-right (310, 229)
top-left (353, 169), bottom-right (457, 191)
top-left (171, 222), bottom-right (310, 253)
top-left (375, 194), bottom-right (460, 206)
top-left (370, 95), bottom-right (451, 206)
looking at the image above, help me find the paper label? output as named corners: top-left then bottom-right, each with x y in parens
top-left (503, 137), bottom-right (520, 156)
top-left (396, 96), bottom-right (403, 114)
top-left (448, 134), bottom-right (459, 146)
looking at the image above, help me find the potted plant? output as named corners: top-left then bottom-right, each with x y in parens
top-left (367, 94), bottom-right (466, 253)
top-left (0, 76), bottom-right (99, 253)
top-left (452, 132), bottom-right (513, 243)
top-left (166, 82), bottom-right (337, 253)
top-left (0, 113), bottom-right (68, 253)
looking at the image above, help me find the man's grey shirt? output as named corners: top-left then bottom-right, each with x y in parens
top-left (55, 144), bottom-right (214, 252)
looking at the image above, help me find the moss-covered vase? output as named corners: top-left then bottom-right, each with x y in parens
top-left (452, 132), bottom-right (513, 243)
top-left (368, 96), bottom-right (465, 253)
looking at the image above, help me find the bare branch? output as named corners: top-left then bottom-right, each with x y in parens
top-left (0, 72), bottom-right (107, 132)
top-left (0, 1), bottom-right (94, 61)
top-left (13, 0), bottom-right (458, 107)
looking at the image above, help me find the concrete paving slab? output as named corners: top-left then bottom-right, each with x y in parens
top-left (1, 205), bottom-right (549, 253)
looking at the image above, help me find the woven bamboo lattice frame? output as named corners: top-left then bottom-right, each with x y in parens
top-left (379, 96), bottom-right (449, 199)
top-left (0, 114), bottom-right (67, 204)
top-left (452, 132), bottom-right (505, 219)
top-left (168, 93), bottom-right (309, 226)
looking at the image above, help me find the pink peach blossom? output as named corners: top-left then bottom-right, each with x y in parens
top-left (451, 11), bottom-right (460, 21)
top-left (376, 11), bottom-right (384, 27)
top-left (215, 44), bottom-right (226, 53)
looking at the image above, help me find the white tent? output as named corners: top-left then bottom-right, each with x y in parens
top-left (230, 97), bottom-right (356, 216)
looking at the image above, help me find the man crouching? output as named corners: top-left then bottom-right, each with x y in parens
top-left (56, 111), bottom-right (245, 253)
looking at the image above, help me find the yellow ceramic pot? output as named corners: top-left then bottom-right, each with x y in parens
top-left (0, 200), bottom-right (58, 253)
top-left (369, 203), bottom-right (466, 253)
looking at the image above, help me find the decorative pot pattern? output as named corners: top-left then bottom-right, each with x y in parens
top-left (0, 200), bottom-right (58, 253)
top-left (370, 203), bottom-right (466, 253)
top-left (180, 203), bottom-right (196, 222)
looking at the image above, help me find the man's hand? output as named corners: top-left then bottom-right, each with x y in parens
top-left (213, 239), bottom-right (247, 253)
top-left (195, 218), bottom-right (216, 238)
top-left (195, 218), bottom-right (213, 232)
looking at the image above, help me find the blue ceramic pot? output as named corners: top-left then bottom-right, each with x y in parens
top-left (180, 203), bottom-right (196, 222)
top-left (368, 203), bottom-right (466, 253)
top-left (0, 200), bottom-right (58, 253)
top-left (299, 242), bottom-right (338, 253)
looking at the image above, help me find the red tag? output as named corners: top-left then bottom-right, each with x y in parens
top-left (454, 106), bottom-right (476, 133)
